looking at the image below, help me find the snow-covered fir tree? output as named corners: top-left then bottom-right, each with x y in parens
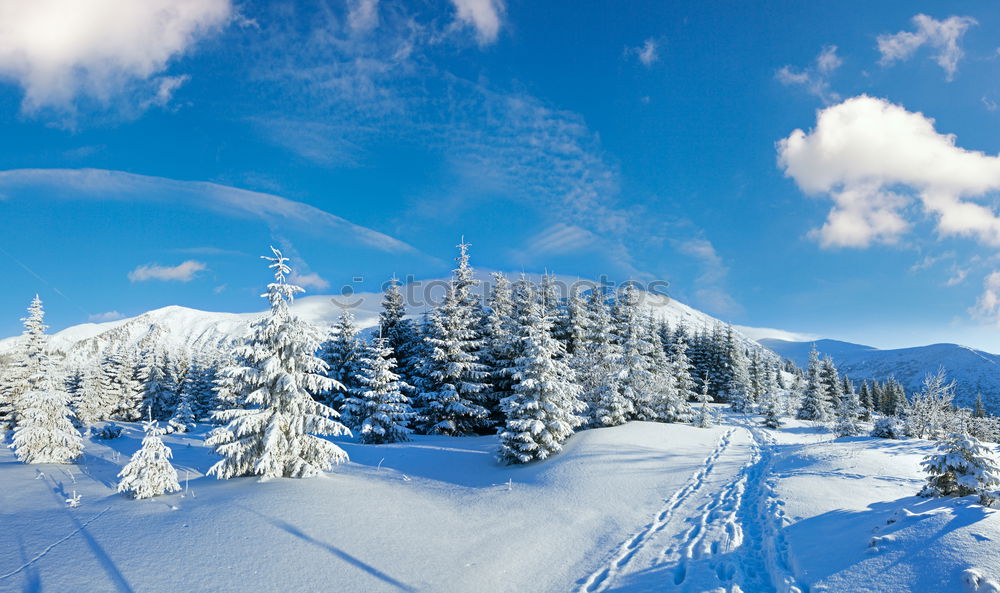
top-left (180, 357), bottom-right (219, 421)
top-left (670, 337), bottom-right (698, 404)
top-left (319, 310), bottom-right (363, 413)
top-left (167, 388), bottom-right (196, 433)
top-left (414, 240), bottom-right (489, 435)
top-left (716, 326), bottom-right (752, 409)
top-left (859, 380), bottom-right (875, 419)
top-left (480, 272), bottom-right (517, 429)
top-left (797, 345), bottom-right (832, 422)
top-left (834, 378), bottom-right (862, 437)
top-left (343, 338), bottom-right (413, 444)
top-left (138, 350), bottom-right (175, 420)
top-left (919, 432), bottom-right (1000, 506)
top-left (206, 248), bottom-right (350, 480)
top-left (10, 301), bottom-right (83, 464)
top-left (71, 367), bottom-right (109, 432)
top-left (1, 295), bottom-right (48, 429)
top-left (576, 287), bottom-right (630, 427)
top-left (819, 357), bottom-right (843, 415)
top-left (111, 349), bottom-right (144, 421)
top-left (693, 377), bottom-right (715, 428)
top-left (497, 283), bottom-right (584, 464)
top-left (906, 371), bottom-right (960, 440)
top-left (379, 277), bottom-right (419, 389)
top-left (562, 285), bottom-right (591, 357)
top-left (974, 394), bottom-right (988, 419)
top-left (117, 415), bottom-right (182, 499)
top-left (612, 284), bottom-right (657, 421)
top-left (647, 318), bottom-right (691, 423)
top-left (762, 384), bottom-right (783, 429)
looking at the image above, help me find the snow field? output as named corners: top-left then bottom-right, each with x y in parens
top-left (4, 414), bottom-right (1000, 593)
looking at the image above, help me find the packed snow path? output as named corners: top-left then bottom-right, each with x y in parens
top-left (579, 421), bottom-right (805, 593)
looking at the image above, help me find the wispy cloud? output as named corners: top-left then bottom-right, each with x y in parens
top-left (523, 223), bottom-right (597, 256)
top-left (0, 168), bottom-right (420, 255)
top-left (88, 310), bottom-right (124, 322)
top-left (289, 272), bottom-right (330, 291)
top-left (676, 236), bottom-right (742, 316)
top-left (169, 246), bottom-right (246, 256)
top-left (128, 260), bottom-right (207, 282)
top-left (877, 14), bottom-right (977, 81)
top-left (734, 325), bottom-right (820, 343)
top-left (0, 0), bottom-right (231, 117)
top-left (239, 2), bottom-right (639, 273)
top-left (776, 45), bottom-right (842, 103)
top-left (448, 0), bottom-right (505, 45)
top-left (972, 272), bottom-right (1000, 326)
top-left (625, 38), bottom-right (660, 67)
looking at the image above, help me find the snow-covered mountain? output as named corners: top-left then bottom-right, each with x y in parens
top-left (760, 338), bottom-right (1000, 411)
top-left (0, 286), bottom-right (780, 370)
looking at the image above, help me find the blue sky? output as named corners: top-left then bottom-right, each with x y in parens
top-left (2, 0), bottom-right (1000, 351)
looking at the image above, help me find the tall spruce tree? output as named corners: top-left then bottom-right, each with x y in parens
top-left (480, 272), bottom-right (517, 429)
top-left (343, 338), bottom-right (413, 444)
top-left (497, 283), bottom-right (584, 464)
top-left (576, 287), bottom-right (630, 427)
top-left (612, 284), bottom-right (657, 421)
top-left (206, 248), bottom-right (350, 480)
top-left (1, 295), bottom-right (48, 429)
top-left (797, 345), bottom-right (832, 421)
top-left (379, 277), bottom-right (419, 388)
top-left (834, 378), bottom-right (862, 436)
top-left (414, 241), bottom-right (490, 435)
top-left (319, 310), bottom-right (362, 412)
top-left (762, 370), bottom-right (784, 429)
top-left (10, 298), bottom-right (83, 464)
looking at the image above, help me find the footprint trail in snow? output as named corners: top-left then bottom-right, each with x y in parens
top-left (578, 423), bottom-right (807, 593)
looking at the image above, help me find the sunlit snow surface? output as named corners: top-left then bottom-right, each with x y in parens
top-left (2, 411), bottom-right (999, 593)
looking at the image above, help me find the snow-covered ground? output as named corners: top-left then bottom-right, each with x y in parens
top-left (2, 411), bottom-right (999, 593)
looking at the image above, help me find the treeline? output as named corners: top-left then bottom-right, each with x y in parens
top-left (1, 241), bottom-right (795, 469)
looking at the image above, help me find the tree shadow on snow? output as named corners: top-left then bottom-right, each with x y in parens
top-left (39, 475), bottom-right (136, 593)
top-left (237, 504), bottom-right (418, 592)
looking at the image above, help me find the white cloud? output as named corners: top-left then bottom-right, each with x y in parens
top-left (449, 0), bottom-right (504, 45)
top-left (626, 39), bottom-right (660, 67)
top-left (347, 0), bottom-right (379, 33)
top-left (140, 74), bottom-right (190, 110)
top-left (0, 0), bottom-right (231, 113)
top-left (816, 45), bottom-right (842, 75)
top-left (877, 14), bottom-right (977, 80)
top-left (88, 310), bottom-right (123, 322)
top-left (778, 95), bottom-right (1000, 248)
top-left (128, 260), bottom-right (206, 282)
top-left (290, 272), bottom-right (330, 291)
top-left (524, 223), bottom-right (597, 255)
top-left (734, 325), bottom-right (820, 343)
top-left (776, 45), bottom-right (842, 103)
top-left (676, 237), bottom-right (742, 316)
top-left (945, 267), bottom-right (969, 286)
top-left (972, 271), bottom-right (1000, 325)
top-left (0, 168), bottom-right (419, 254)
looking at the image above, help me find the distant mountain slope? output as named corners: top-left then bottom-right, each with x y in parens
top-left (759, 339), bottom-right (878, 369)
top-left (761, 338), bottom-right (1000, 412)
